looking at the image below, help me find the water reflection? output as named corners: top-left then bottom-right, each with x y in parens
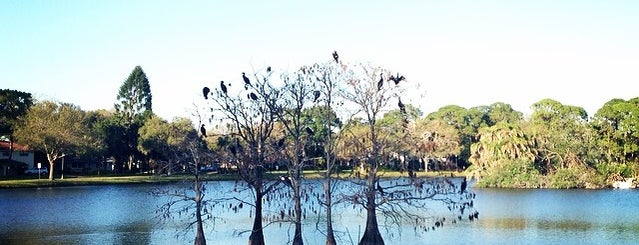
top-left (1, 183), bottom-right (638, 244)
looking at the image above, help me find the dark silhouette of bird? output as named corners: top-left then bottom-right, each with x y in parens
top-left (305, 127), bottom-right (314, 136)
top-left (280, 176), bottom-right (292, 187)
top-left (389, 73), bottom-right (406, 85)
top-left (266, 66), bottom-right (272, 72)
top-left (220, 81), bottom-right (227, 95)
top-left (313, 90), bottom-right (321, 103)
top-left (377, 74), bottom-right (384, 91)
top-left (242, 72), bottom-right (251, 89)
top-left (277, 137), bottom-right (285, 148)
top-left (200, 124), bottom-right (207, 137)
top-left (332, 51), bottom-right (339, 63)
top-left (398, 98), bottom-right (406, 114)
top-left (376, 181), bottom-right (384, 195)
top-left (249, 92), bottom-right (258, 101)
top-left (460, 177), bottom-right (467, 194)
top-left (202, 87), bottom-right (210, 99)
top-left (229, 145), bottom-right (237, 156)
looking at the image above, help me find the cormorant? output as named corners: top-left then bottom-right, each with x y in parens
top-left (200, 124), bottom-right (207, 137)
top-left (202, 87), bottom-right (210, 99)
top-left (280, 175), bottom-right (292, 187)
top-left (220, 81), bottom-right (227, 94)
top-left (460, 177), bottom-right (467, 194)
top-left (313, 90), bottom-right (321, 103)
top-left (377, 74), bottom-right (384, 91)
top-left (229, 145), bottom-right (237, 156)
top-left (277, 137), bottom-right (285, 148)
top-left (332, 51), bottom-right (339, 63)
top-left (242, 72), bottom-right (251, 89)
top-left (376, 181), bottom-right (384, 195)
top-left (389, 73), bottom-right (406, 85)
top-left (305, 127), bottom-right (314, 136)
top-left (398, 98), bottom-right (406, 114)
top-left (249, 92), bottom-right (258, 101)
top-left (267, 66), bottom-right (272, 73)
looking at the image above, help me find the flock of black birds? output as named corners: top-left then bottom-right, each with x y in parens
top-left (198, 52), bottom-right (479, 229)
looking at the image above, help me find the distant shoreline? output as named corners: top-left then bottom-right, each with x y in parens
top-left (0, 171), bottom-right (623, 189)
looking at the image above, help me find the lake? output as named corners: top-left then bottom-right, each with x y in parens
top-left (1, 180), bottom-right (638, 245)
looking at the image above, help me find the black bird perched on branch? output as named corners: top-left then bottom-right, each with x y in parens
top-left (376, 181), bottom-right (384, 195)
top-left (249, 92), bottom-right (258, 101)
top-left (220, 81), bottom-right (227, 95)
top-left (398, 98), bottom-right (406, 114)
top-left (332, 51), bottom-right (339, 63)
top-left (202, 87), bottom-right (210, 99)
top-left (313, 90), bottom-right (321, 103)
top-left (389, 73), bottom-right (406, 85)
top-left (277, 137), bottom-right (285, 148)
top-left (242, 72), bottom-right (251, 89)
top-left (460, 177), bottom-right (467, 194)
top-left (200, 124), bottom-right (207, 137)
top-left (305, 126), bottom-right (314, 136)
top-left (266, 66), bottom-right (272, 72)
top-left (280, 176), bottom-right (293, 188)
top-left (377, 74), bottom-right (384, 91)
top-left (229, 145), bottom-right (237, 156)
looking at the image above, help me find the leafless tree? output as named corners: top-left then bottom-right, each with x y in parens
top-left (206, 68), bottom-right (282, 245)
top-left (151, 125), bottom-right (216, 245)
top-left (336, 61), bottom-right (477, 245)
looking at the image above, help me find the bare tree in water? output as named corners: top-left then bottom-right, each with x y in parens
top-left (206, 68), bottom-right (283, 245)
top-left (335, 60), bottom-right (478, 245)
top-left (149, 118), bottom-right (216, 245)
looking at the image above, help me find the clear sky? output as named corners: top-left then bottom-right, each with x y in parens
top-left (2, 0), bottom-right (638, 121)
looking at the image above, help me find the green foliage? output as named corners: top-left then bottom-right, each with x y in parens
top-left (529, 99), bottom-right (595, 173)
top-left (115, 66), bottom-right (153, 124)
top-left (592, 97), bottom-right (639, 165)
top-left (411, 118), bottom-right (461, 160)
top-left (112, 66), bottom-right (153, 172)
top-left (14, 101), bottom-right (96, 180)
top-left (475, 159), bottom-right (544, 188)
top-left (0, 89), bottom-right (33, 137)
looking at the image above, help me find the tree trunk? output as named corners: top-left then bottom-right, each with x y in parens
top-left (358, 198), bottom-right (384, 245)
top-left (358, 173), bottom-right (383, 245)
top-left (48, 160), bottom-right (55, 181)
top-left (293, 181), bottom-right (303, 245)
top-left (194, 175), bottom-right (206, 245)
top-left (325, 179), bottom-right (336, 245)
top-left (248, 187), bottom-right (265, 245)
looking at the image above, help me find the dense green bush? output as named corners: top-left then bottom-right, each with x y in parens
top-left (477, 159), bottom-right (544, 188)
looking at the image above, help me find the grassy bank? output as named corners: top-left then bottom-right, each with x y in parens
top-left (0, 170), bottom-right (461, 189)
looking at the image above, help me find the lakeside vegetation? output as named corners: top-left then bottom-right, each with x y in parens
top-left (4, 54), bottom-right (637, 245)
top-left (0, 170), bottom-right (461, 189)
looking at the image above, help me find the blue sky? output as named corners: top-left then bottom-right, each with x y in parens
top-left (2, 0), bottom-right (638, 121)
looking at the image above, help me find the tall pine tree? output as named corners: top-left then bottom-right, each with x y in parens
top-left (112, 65), bottom-right (153, 172)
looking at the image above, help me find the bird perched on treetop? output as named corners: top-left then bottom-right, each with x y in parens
top-left (389, 73), bottom-right (406, 85)
top-left (398, 98), bottom-right (406, 114)
top-left (202, 87), bottom-right (210, 100)
top-left (242, 72), bottom-right (251, 89)
top-left (377, 74), bottom-right (384, 91)
top-left (249, 92), bottom-right (258, 101)
top-left (200, 124), bottom-right (207, 137)
top-left (220, 81), bottom-right (227, 95)
top-left (332, 51), bottom-right (339, 63)
top-left (313, 90), bottom-right (321, 103)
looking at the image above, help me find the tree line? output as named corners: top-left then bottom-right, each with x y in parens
top-left (2, 52), bottom-right (637, 244)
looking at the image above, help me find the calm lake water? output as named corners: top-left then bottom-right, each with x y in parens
top-left (1, 180), bottom-right (638, 245)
